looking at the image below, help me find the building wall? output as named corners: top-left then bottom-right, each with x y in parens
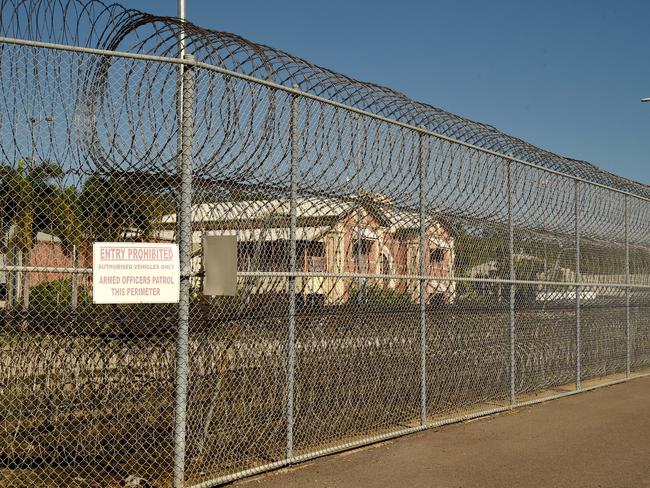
top-left (322, 210), bottom-right (455, 304)
top-left (382, 223), bottom-right (455, 303)
top-left (2, 240), bottom-right (91, 307)
top-left (172, 209), bottom-right (456, 305)
top-left (28, 241), bottom-right (91, 287)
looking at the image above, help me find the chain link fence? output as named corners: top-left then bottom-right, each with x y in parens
top-left (0, 2), bottom-right (649, 487)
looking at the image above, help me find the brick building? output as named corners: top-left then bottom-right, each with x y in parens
top-left (158, 194), bottom-right (456, 304)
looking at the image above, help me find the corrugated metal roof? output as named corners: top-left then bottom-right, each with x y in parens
top-left (156, 226), bottom-right (332, 244)
top-left (160, 195), bottom-right (434, 229)
top-left (160, 196), bottom-right (353, 224)
top-left (5, 225), bottom-right (62, 244)
top-left (158, 196), bottom-right (452, 245)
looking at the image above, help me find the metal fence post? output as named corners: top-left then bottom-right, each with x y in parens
top-left (575, 181), bottom-right (581, 389)
top-left (355, 113), bottom-right (363, 301)
top-left (173, 53), bottom-right (195, 488)
top-left (418, 131), bottom-right (427, 425)
top-left (507, 160), bottom-right (515, 406)
top-left (286, 86), bottom-right (299, 459)
top-left (71, 244), bottom-right (78, 311)
top-left (625, 195), bottom-right (630, 377)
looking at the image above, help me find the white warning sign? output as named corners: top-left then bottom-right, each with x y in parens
top-left (92, 242), bottom-right (180, 304)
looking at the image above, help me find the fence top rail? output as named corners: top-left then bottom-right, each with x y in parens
top-left (0, 34), bottom-right (648, 205)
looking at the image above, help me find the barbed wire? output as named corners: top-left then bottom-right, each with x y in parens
top-left (0, 2), bottom-right (648, 487)
top-left (1, 0), bottom-right (648, 199)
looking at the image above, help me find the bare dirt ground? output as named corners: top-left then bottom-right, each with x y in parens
top-left (237, 375), bottom-right (650, 488)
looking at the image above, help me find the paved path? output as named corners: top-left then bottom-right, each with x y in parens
top-left (238, 376), bottom-right (650, 488)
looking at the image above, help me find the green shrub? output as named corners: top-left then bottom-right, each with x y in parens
top-left (29, 279), bottom-right (91, 312)
top-left (348, 283), bottom-right (410, 304)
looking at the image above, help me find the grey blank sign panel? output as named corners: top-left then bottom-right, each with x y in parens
top-left (203, 235), bottom-right (237, 296)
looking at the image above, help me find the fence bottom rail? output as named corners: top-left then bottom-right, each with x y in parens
top-left (185, 370), bottom-right (650, 488)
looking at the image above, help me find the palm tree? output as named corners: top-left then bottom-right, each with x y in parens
top-left (0, 159), bottom-right (65, 309)
top-left (0, 166), bottom-right (173, 311)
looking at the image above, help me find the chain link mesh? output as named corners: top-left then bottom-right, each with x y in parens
top-left (0, 2), bottom-right (649, 487)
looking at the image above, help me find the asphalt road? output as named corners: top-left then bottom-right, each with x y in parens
top-left (238, 375), bottom-right (650, 488)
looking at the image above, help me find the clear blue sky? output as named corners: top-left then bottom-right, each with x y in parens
top-left (126, 0), bottom-right (650, 185)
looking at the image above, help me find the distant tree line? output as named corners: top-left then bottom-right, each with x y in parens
top-left (0, 160), bottom-right (174, 310)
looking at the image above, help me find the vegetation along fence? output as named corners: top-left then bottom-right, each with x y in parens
top-left (0, 1), bottom-right (649, 487)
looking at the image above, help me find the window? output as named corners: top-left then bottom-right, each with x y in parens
top-left (306, 241), bottom-right (326, 272)
top-left (381, 247), bottom-right (394, 288)
top-left (238, 244), bottom-right (254, 271)
top-left (265, 242), bottom-right (289, 271)
top-left (308, 256), bottom-right (326, 272)
top-left (352, 239), bottom-right (373, 274)
top-left (239, 242), bottom-right (289, 272)
top-left (430, 248), bottom-right (445, 264)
